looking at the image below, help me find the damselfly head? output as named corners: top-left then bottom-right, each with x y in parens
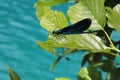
top-left (52, 30), bottom-right (63, 35)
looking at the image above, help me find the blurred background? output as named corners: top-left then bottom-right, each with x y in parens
top-left (0, 0), bottom-right (85, 80)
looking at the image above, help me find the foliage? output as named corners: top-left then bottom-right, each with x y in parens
top-left (55, 77), bottom-right (71, 80)
top-left (78, 65), bottom-right (102, 80)
top-left (34, 0), bottom-right (120, 80)
top-left (7, 66), bottom-right (21, 80)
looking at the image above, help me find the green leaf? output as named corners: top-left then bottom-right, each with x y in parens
top-left (106, 7), bottom-right (120, 33)
top-left (36, 41), bottom-right (56, 53)
top-left (40, 10), bottom-right (68, 32)
top-left (67, 0), bottom-right (106, 30)
top-left (7, 67), bottom-right (21, 80)
top-left (81, 0), bottom-right (106, 26)
top-left (34, 0), bottom-right (68, 7)
top-left (50, 56), bottom-right (62, 70)
top-left (78, 68), bottom-right (91, 80)
top-left (55, 34), bottom-right (109, 52)
top-left (35, 6), bottom-right (51, 20)
top-left (82, 52), bottom-right (103, 66)
top-left (63, 48), bottom-right (77, 55)
top-left (87, 65), bottom-right (102, 80)
top-left (50, 49), bottom-right (76, 70)
top-left (113, 4), bottom-right (120, 13)
top-left (107, 68), bottom-right (120, 80)
top-left (81, 53), bottom-right (91, 66)
top-left (67, 34), bottom-right (108, 52)
top-left (55, 77), bottom-right (71, 80)
top-left (78, 65), bottom-right (102, 80)
top-left (99, 60), bottom-right (115, 72)
top-left (38, 34), bottom-right (110, 53)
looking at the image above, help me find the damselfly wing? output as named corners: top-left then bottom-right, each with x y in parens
top-left (52, 18), bottom-right (92, 35)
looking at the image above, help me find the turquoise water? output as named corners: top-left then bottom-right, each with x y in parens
top-left (0, 0), bottom-right (83, 80)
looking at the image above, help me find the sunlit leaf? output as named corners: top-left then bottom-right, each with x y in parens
top-left (35, 6), bottom-right (51, 20)
top-left (63, 34), bottom-right (108, 52)
top-left (81, 0), bottom-right (106, 26)
top-left (37, 34), bottom-right (110, 53)
top-left (36, 41), bottom-right (56, 53)
top-left (106, 7), bottom-right (120, 33)
top-left (55, 77), bottom-right (71, 80)
top-left (113, 4), bottom-right (120, 13)
top-left (41, 10), bottom-right (68, 32)
top-left (7, 67), bottom-right (21, 80)
top-left (57, 34), bottom-right (108, 52)
top-left (78, 68), bottom-right (91, 80)
top-left (67, 0), bottom-right (106, 30)
top-left (34, 0), bottom-right (68, 7)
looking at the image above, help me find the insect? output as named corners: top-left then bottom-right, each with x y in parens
top-left (52, 18), bottom-right (93, 35)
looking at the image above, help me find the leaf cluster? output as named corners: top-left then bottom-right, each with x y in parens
top-left (34, 0), bottom-right (120, 80)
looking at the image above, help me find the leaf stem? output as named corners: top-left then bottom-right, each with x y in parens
top-left (111, 47), bottom-right (120, 53)
top-left (101, 28), bottom-right (120, 54)
top-left (102, 28), bottom-right (114, 48)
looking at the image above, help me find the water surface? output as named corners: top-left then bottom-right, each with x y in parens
top-left (0, 0), bottom-right (82, 80)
